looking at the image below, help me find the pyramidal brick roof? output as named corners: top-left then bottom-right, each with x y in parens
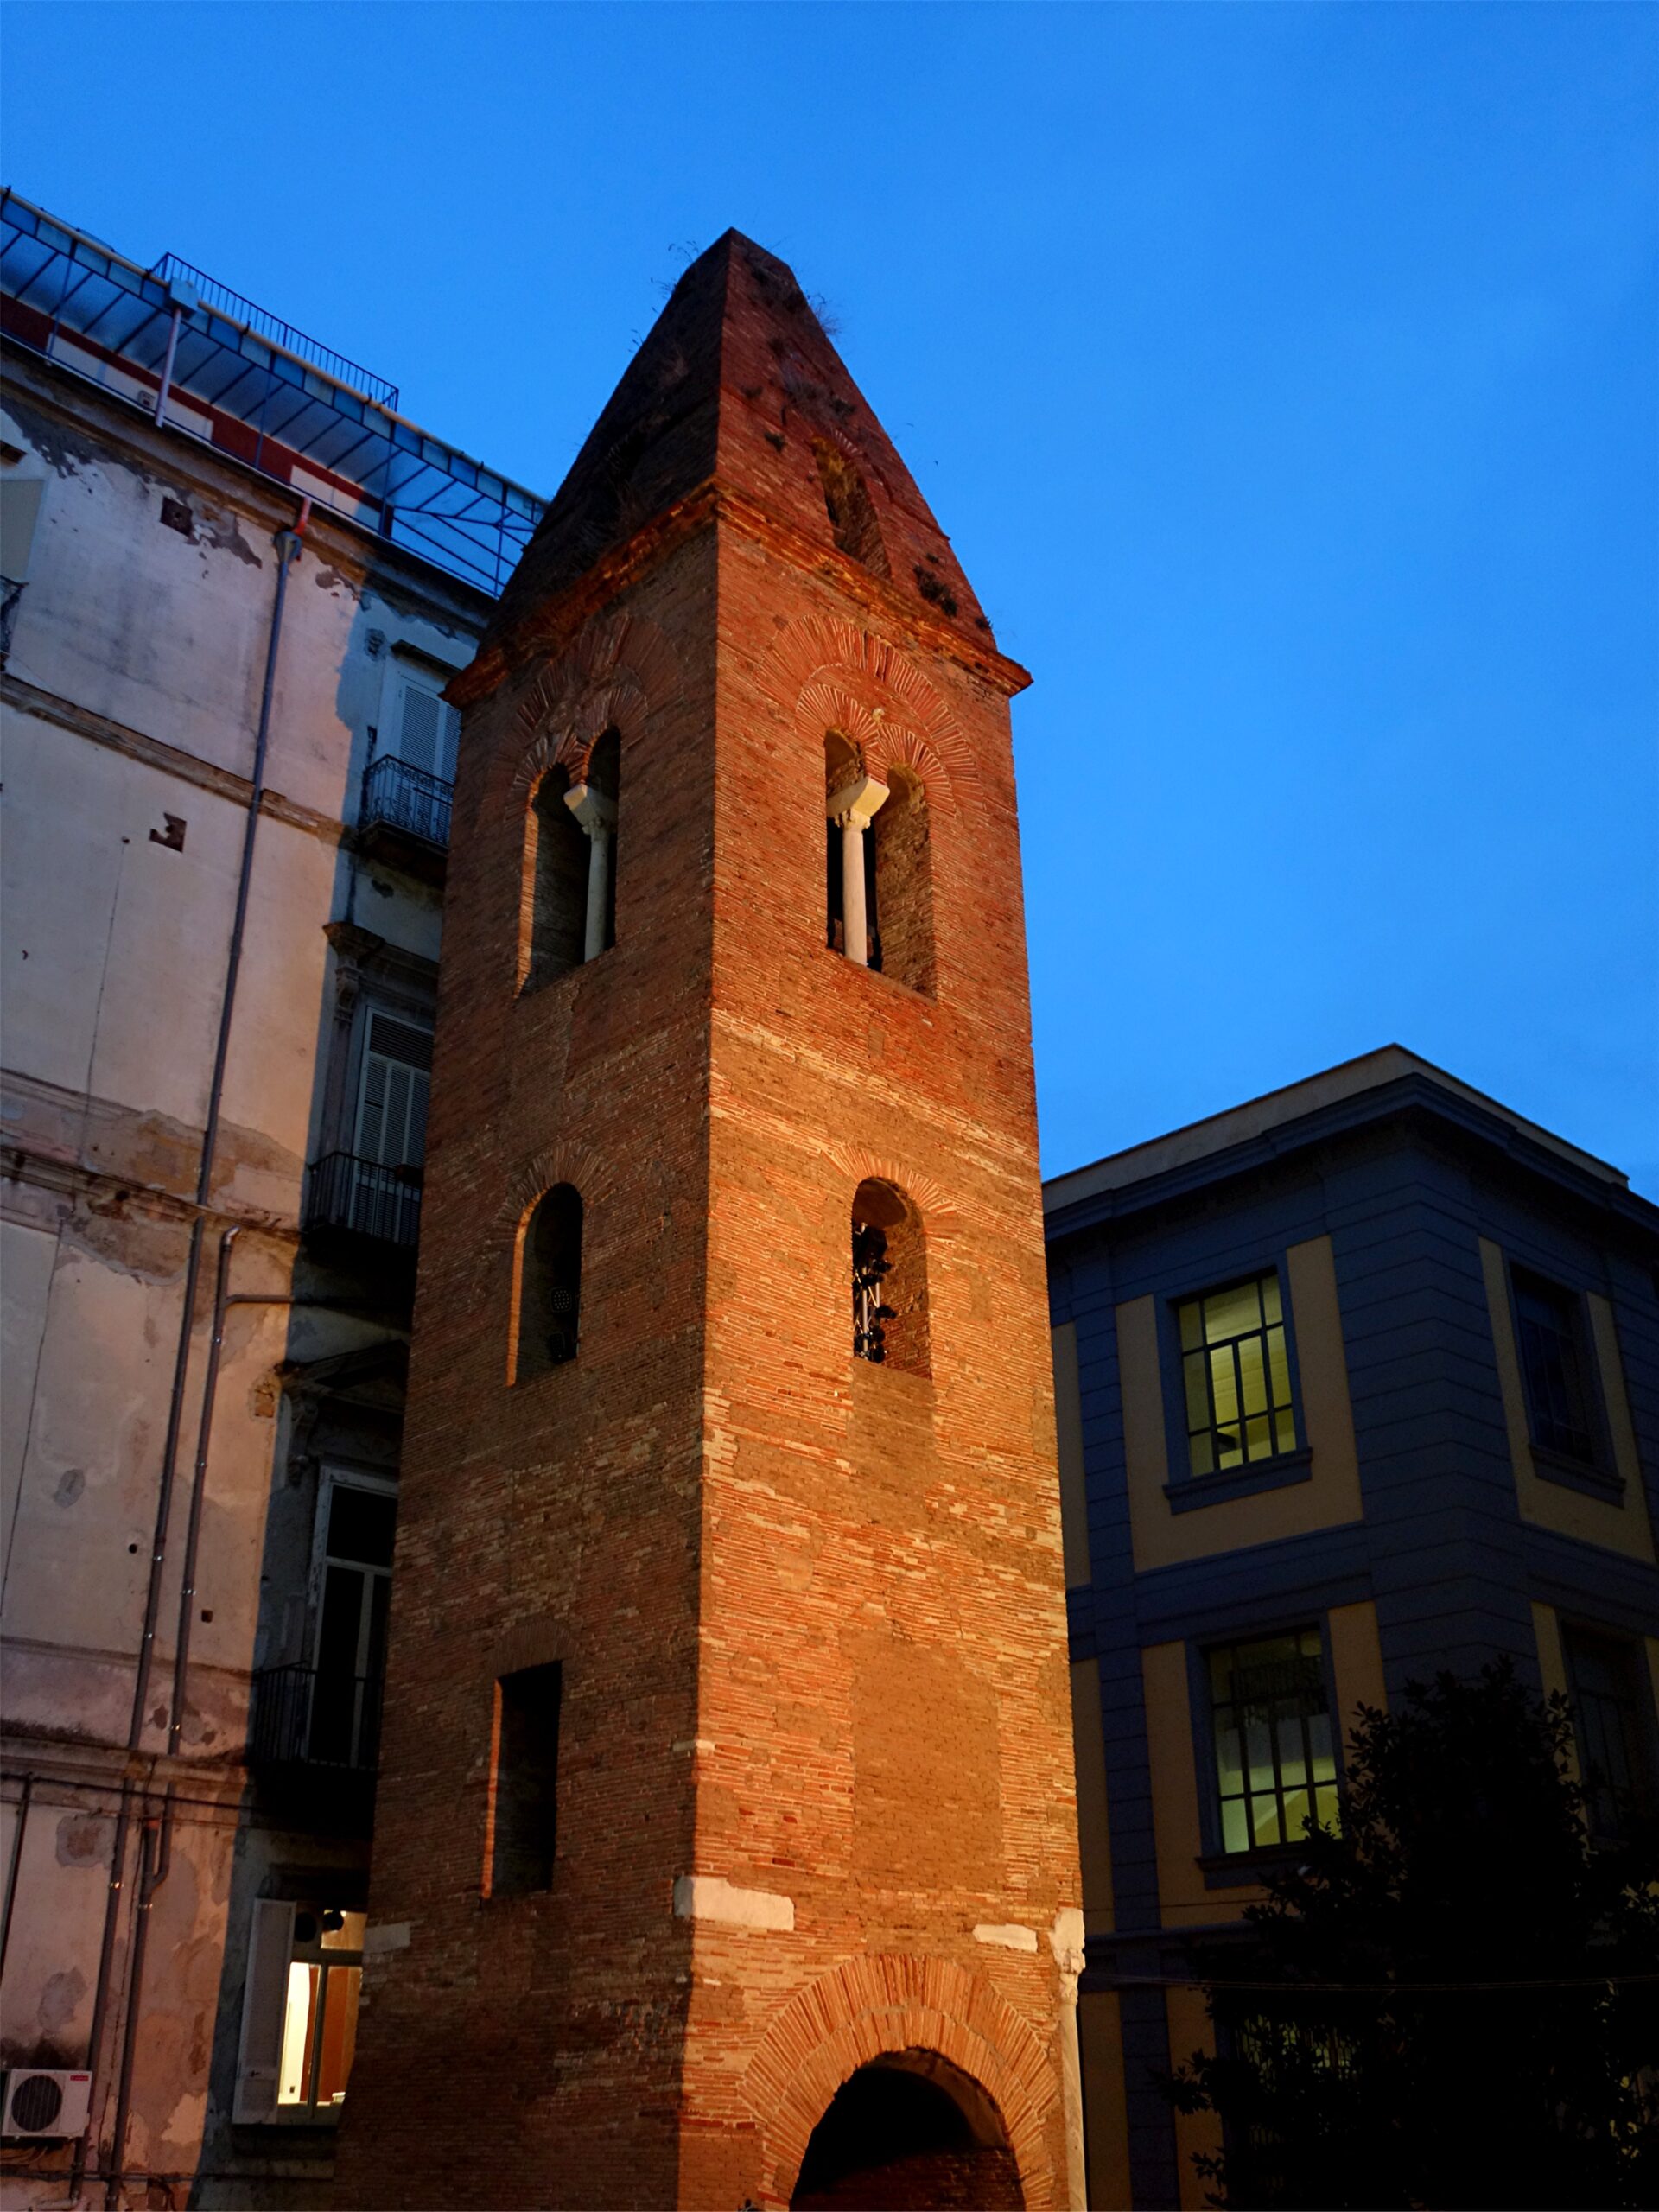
top-left (486, 229), bottom-right (994, 650)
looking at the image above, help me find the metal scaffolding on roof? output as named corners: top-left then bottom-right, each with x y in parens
top-left (0, 190), bottom-right (545, 597)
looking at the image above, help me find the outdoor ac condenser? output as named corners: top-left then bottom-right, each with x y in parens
top-left (1, 2067), bottom-right (92, 2137)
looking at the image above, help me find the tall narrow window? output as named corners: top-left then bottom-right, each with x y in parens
top-left (513, 1184), bottom-right (583, 1382)
top-left (1209, 1629), bottom-right (1338, 1854)
top-left (812, 440), bottom-right (889, 576)
top-left (524, 769), bottom-right (589, 985)
top-left (308, 1478), bottom-right (396, 1770)
top-left (1513, 1268), bottom-right (1599, 1465)
top-left (1179, 1272), bottom-right (1297, 1475)
top-left (233, 1898), bottom-right (365, 2123)
top-left (868, 767), bottom-right (934, 994)
top-left (344, 1011), bottom-right (430, 1245)
top-left (851, 1179), bottom-right (928, 1376)
top-left (1562, 1625), bottom-right (1655, 1840)
top-left (486, 1662), bottom-right (563, 1898)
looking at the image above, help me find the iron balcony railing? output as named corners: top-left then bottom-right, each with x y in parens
top-left (304, 1150), bottom-right (423, 1250)
top-left (360, 754), bottom-right (453, 850)
top-left (251, 1663), bottom-right (382, 1771)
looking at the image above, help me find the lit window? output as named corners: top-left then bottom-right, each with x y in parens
top-left (234, 1899), bottom-right (365, 2123)
top-left (487, 1662), bottom-right (563, 1898)
top-left (1563, 1625), bottom-right (1655, 1841)
top-left (1179, 1272), bottom-right (1296, 1475)
top-left (1513, 1268), bottom-right (1599, 1465)
top-left (1208, 1630), bottom-right (1338, 1854)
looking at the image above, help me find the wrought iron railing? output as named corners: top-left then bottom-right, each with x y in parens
top-left (360, 755), bottom-right (454, 850)
top-left (304, 1151), bottom-right (423, 1249)
top-left (0, 576), bottom-right (24, 664)
top-left (250, 1663), bottom-right (382, 1771)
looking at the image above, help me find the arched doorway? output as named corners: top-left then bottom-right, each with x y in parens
top-left (791, 2049), bottom-right (1023, 2210)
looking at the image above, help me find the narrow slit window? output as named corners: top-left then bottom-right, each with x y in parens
top-left (513, 1184), bottom-right (582, 1382)
top-left (486, 1662), bottom-right (563, 1898)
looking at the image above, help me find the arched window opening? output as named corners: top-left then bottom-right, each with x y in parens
top-left (851, 1179), bottom-right (928, 1376)
top-left (514, 1184), bottom-right (582, 1382)
top-left (791, 2052), bottom-right (1020, 2211)
top-left (825, 734), bottom-right (887, 970)
top-left (524, 768), bottom-right (588, 987)
top-left (522, 729), bottom-right (620, 989)
top-left (812, 441), bottom-right (890, 578)
top-left (868, 766), bottom-right (933, 995)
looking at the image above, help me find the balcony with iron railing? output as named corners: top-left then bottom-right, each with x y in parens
top-left (250, 1663), bottom-right (383, 1773)
top-left (356, 754), bottom-right (453, 881)
top-left (303, 1150), bottom-right (423, 1259)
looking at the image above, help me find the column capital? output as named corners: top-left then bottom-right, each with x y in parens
top-left (826, 774), bottom-right (889, 832)
top-left (563, 781), bottom-right (617, 838)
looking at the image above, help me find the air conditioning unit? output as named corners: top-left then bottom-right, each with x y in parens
top-left (1, 2068), bottom-right (92, 2137)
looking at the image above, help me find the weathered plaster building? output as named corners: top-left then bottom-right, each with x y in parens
top-left (1046, 1049), bottom-right (1659, 2208)
top-left (331, 232), bottom-right (1085, 2210)
top-left (0, 192), bottom-right (542, 2206)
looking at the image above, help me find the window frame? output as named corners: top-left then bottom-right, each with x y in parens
top-left (1503, 1258), bottom-right (1614, 1488)
top-left (373, 646), bottom-right (462, 786)
top-left (1560, 1618), bottom-right (1658, 1842)
top-left (1157, 1259), bottom-right (1312, 1510)
top-left (232, 1896), bottom-right (366, 2126)
top-left (1186, 1617), bottom-right (1344, 1886)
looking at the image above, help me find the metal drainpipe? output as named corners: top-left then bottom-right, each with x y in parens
top-left (86, 494), bottom-right (308, 2205)
top-left (102, 1794), bottom-right (172, 2211)
top-left (151, 307), bottom-right (184, 429)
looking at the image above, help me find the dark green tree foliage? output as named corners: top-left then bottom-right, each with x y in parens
top-left (1165, 1663), bottom-right (1659, 2209)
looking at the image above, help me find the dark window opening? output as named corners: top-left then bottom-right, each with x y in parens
top-left (487, 1662), bottom-right (562, 1897)
top-left (868, 766), bottom-right (933, 994)
top-left (1513, 1267), bottom-right (1599, 1464)
top-left (309, 1482), bottom-right (395, 1769)
top-left (1208, 1629), bottom-right (1338, 1853)
top-left (524, 767), bottom-right (588, 987)
top-left (851, 1179), bottom-right (928, 1376)
top-left (582, 726), bottom-right (620, 956)
top-left (1563, 1624), bottom-right (1655, 1840)
top-left (515, 1183), bottom-right (582, 1382)
top-left (1179, 1272), bottom-right (1297, 1475)
top-left (812, 440), bottom-right (890, 578)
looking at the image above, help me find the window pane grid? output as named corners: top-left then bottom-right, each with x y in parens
top-left (1514, 1271), bottom-right (1596, 1462)
top-left (1179, 1273), bottom-right (1297, 1474)
top-left (1210, 1632), bottom-right (1338, 1854)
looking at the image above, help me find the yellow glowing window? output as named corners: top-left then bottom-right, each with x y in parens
top-left (1209, 1630), bottom-right (1338, 1854)
top-left (1179, 1272), bottom-right (1296, 1475)
top-left (276, 1908), bottom-right (365, 2115)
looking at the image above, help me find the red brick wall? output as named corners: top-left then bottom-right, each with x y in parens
top-left (336, 482), bottom-right (1079, 2207)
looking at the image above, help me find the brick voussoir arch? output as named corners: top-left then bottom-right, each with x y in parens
top-left (822, 1145), bottom-right (960, 1239)
top-left (766, 612), bottom-right (980, 811)
top-left (497, 608), bottom-right (680, 808)
top-left (501, 1145), bottom-right (618, 1233)
top-left (742, 1954), bottom-right (1061, 2210)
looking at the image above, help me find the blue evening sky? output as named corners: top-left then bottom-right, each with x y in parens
top-left (6, 3), bottom-right (1654, 1191)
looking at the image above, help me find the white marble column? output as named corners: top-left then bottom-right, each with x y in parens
top-left (563, 781), bottom-right (617, 961)
top-left (825, 773), bottom-right (888, 966)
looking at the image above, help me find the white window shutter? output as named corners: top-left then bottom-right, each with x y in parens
top-left (233, 1898), bottom-right (294, 2123)
top-left (396, 683), bottom-right (442, 773)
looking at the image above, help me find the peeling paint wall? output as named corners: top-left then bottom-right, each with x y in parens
top-left (1, 348), bottom-right (490, 2209)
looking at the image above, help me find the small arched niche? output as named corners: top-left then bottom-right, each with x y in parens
top-left (851, 1179), bottom-right (928, 1376)
top-left (522, 766), bottom-right (589, 988)
top-left (791, 2050), bottom-right (1021, 2210)
top-left (812, 440), bottom-right (890, 579)
top-left (868, 765), bottom-right (934, 995)
top-left (512, 1183), bottom-right (582, 1382)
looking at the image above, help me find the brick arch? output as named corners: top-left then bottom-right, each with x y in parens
top-left (500, 1145), bottom-right (617, 1236)
top-left (499, 610), bottom-right (680, 806)
top-left (740, 1953), bottom-right (1061, 2209)
top-left (767, 613), bottom-right (978, 812)
top-left (822, 1146), bottom-right (959, 1240)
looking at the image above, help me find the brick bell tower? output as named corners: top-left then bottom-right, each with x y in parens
top-left (334, 235), bottom-right (1084, 2212)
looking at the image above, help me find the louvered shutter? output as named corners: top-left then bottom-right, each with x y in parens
top-left (395, 682), bottom-right (442, 773)
top-left (354, 1014), bottom-right (433, 1168)
top-left (232, 1898), bottom-right (295, 2122)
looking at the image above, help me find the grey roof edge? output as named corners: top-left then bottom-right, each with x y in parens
top-left (1041, 1046), bottom-right (1630, 1216)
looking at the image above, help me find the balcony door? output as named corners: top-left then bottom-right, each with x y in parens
top-left (386, 668), bottom-right (461, 783)
top-left (309, 1472), bottom-right (397, 1768)
top-left (347, 1010), bottom-right (432, 1240)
